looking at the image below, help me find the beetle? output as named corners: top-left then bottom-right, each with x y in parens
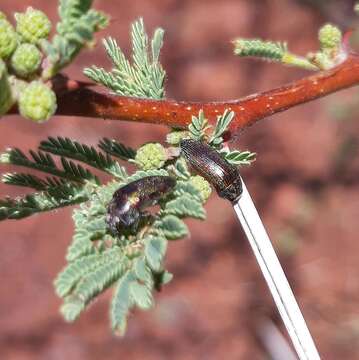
top-left (106, 175), bottom-right (176, 235)
top-left (180, 139), bottom-right (242, 202)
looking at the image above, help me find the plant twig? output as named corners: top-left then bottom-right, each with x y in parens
top-left (8, 55), bottom-right (359, 137)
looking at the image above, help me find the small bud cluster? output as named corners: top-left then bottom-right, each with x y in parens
top-left (135, 143), bottom-right (167, 170)
top-left (0, 7), bottom-right (56, 122)
top-left (189, 175), bottom-right (212, 202)
top-left (307, 23), bottom-right (344, 70)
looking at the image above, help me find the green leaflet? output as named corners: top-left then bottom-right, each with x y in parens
top-left (169, 158), bottom-right (191, 180)
top-left (1, 148), bottom-right (99, 184)
top-left (39, 136), bottom-right (127, 178)
top-left (127, 168), bottom-right (169, 182)
top-left (164, 194), bottom-right (206, 220)
top-left (111, 270), bottom-right (136, 336)
top-left (98, 138), bottom-right (136, 161)
top-left (130, 281), bottom-right (154, 310)
top-left (156, 215), bottom-right (188, 240)
top-left (233, 39), bottom-right (287, 61)
top-left (144, 235), bottom-right (167, 272)
top-left (188, 109), bottom-right (210, 140)
top-left (174, 180), bottom-right (202, 202)
top-left (0, 184), bottom-right (88, 221)
top-left (221, 149), bottom-right (256, 166)
top-left (55, 247), bottom-right (123, 297)
top-left (209, 110), bottom-right (235, 147)
top-left (61, 259), bottom-right (125, 321)
top-left (42, 0), bottom-right (108, 78)
top-left (84, 18), bottom-right (165, 100)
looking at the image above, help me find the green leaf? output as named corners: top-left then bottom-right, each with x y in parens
top-left (164, 194), bottom-right (206, 220)
top-left (42, 0), bottom-right (109, 78)
top-left (174, 180), bottom-right (202, 202)
top-left (144, 235), bottom-right (167, 271)
top-left (127, 169), bottom-right (168, 183)
top-left (133, 257), bottom-right (152, 283)
top-left (233, 39), bottom-right (287, 61)
top-left (221, 149), bottom-right (256, 166)
top-left (130, 281), bottom-right (153, 310)
top-left (156, 215), bottom-right (188, 240)
top-left (98, 138), bottom-right (136, 161)
top-left (188, 110), bottom-right (211, 140)
top-left (111, 270), bottom-right (136, 336)
top-left (55, 247), bottom-right (123, 297)
top-left (84, 18), bottom-right (166, 100)
top-left (170, 158), bottom-right (191, 180)
top-left (39, 136), bottom-right (125, 178)
top-left (209, 110), bottom-right (235, 147)
top-left (0, 184), bottom-right (88, 221)
top-left (1, 173), bottom-right (62, 190)
top-left (1, 148), bottom-right (98, 184)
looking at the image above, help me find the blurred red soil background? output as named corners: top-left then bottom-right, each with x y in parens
top-left (1, 1), bottom-right (359, 359)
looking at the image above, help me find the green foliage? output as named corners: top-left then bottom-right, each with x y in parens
top-left (84, 18), bottom-right (166, 99)
top-left (2, 172), bottom-right (68, 190)
top-left (98, 138), bottom-right (136, 161)
top-left (221, 149), bottom-right (256, 166)
top-left (234, 39), bottom-right (287, 61)
top-left (1, 102), bottom-right (255, 336)
top-left (188, 109), bottom-right (211, 140)
top-left (144, 235), bottom-right (167, 271)
top-left (0, 147), bottom-right (98, 183)
top-left (164, 194), bottom-right (206, 219)
top-left (209, 109), bottom-right (235, 147)
top-left (155, 215), bottom-right (188, 240)
top-left (187, 109), bottom-right (256, 167)
top-left (39, 136), bottom-right (127, 178)
top-left (0, 183), bottom-right (87, 220)
top-left (41, 0), bottom-right (108, 78)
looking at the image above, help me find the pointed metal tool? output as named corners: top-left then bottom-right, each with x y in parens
top-left (179, 139), bottom-right (321, 360)
top-left (233, 178), bottom-right (320, 360)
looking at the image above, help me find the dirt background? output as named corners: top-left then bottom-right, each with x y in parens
top-left (1, 0), bottom-right (359, 359)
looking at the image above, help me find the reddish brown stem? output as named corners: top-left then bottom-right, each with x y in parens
top-left (10, 55), bottom-right (359, 136)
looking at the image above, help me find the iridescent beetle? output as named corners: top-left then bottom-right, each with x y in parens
top-left (180, 139), bottom-right (242, 202)
top-left (106, 176), bottom-right (176, 235)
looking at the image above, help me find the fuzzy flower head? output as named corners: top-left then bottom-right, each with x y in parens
top-left (18, 81), bottom-right (57, 122)
top-left (0, 19), bottom-right (18, 59)
top-left (189, 175), bottom-right (212, 202)
top-left (11, 43), bottom-right (42, 78)
top-left (318, 24), bottom-right (342, 51)
top-left (135, 143), bottom-right (167, 170)
top-left (15, 7), bottom-right (51, 44)
top-left (166, 130), bottom-right (190, 145)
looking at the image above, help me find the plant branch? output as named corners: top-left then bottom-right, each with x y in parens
top-left (8, 55), bottom-right (359, 136)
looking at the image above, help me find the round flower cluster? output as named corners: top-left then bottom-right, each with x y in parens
top-left (0, 18), bottom-right (18, 59)
top-left (15, 7), bottom-right (51, 44)
top-left (318, 24), bottom-right (342, 51)
top-left (135, 143), bottom-right (167, 170)
top-left (189, 175), bottom-right (212, 202)
top-left (11, 43), bottom-right (42, 78)
top-left (18, 81), bottom-right (57, 123)
top-left (0, 8), bottom-right (56, 122)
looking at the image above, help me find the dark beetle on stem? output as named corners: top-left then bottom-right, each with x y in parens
top-left (180, 139), bottom-right (242, 203)
top-left (106, 176), bottom-right (176, 235)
